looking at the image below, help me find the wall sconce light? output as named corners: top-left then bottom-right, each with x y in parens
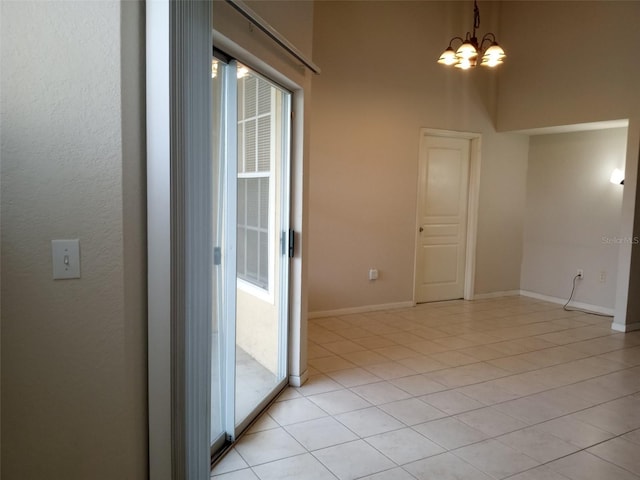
top-left (610, 168), bottom-right (625, 185)
top-left (437, 0), bottom-right (506, 70)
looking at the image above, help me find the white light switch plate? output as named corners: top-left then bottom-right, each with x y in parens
top-left (52, 239), bottom-right (81, 279)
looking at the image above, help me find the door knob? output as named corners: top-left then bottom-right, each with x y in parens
top-left (419, 226), bottom-right (424, 232)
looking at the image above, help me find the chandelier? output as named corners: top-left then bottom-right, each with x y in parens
top-left (437, 0), bottom-right (506, 69)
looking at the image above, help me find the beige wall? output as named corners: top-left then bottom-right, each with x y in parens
top-left (237, 289), bottom-right (279, 373)
top-left (497, 1), bottom-right (640, 132)
top-left (0, 2), bottom-right (147, 478)
top-left (522, 128), bottom-right (627, 309)
top-left (497, 0), bottom-right (640, 329)
top-left (309, 1), bottom-right (529, 313)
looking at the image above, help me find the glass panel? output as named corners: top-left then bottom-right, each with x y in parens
top-left (259, 177), bottom-right (269, 229)
top-left (246, 229), bottom-right (258, 280)
top-left (257, 81), bottom-right (271, 115)
top-left (210, 58), bottom-right (225, 450)
top-left (237, 177), bottom-right (269, 289)
top-left (257, 116), bottom-right (271, 172)
top-left (245, 120), bottom-right (257, 172)
top-left (235, 68), bottom-right (290, 427)
top-left (246, 179), bottom-right (259, 228)
top-left (243, 75), bottom-right (257, 119)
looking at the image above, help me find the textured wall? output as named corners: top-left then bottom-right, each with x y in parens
top-left (497, 1), bottom-right (640, 132)
top-left (522, 128), bottom-right (627, 309)
top-left (0, 2), bottom-right (147, 478)
top-left (309, 1), bottom-right (529, 312)
top-left (496, 0), bottom-right (640, 329)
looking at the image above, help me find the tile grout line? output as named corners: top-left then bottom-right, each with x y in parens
top-left (215, 298), bottom-right (639, 479)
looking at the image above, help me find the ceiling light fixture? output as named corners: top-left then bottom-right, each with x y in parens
top-left (438, 0), bottom-right (506, 70)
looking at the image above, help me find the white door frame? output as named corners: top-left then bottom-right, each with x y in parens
top-left (147, 1), bottom-right (214, 478)
top-left (147, 4), bottom-right (310, 477)
top-left (414, 128), bottom-right (481, 302)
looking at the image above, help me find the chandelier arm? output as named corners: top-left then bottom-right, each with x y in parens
top-left (447, 36), bottom-right (466, 49)
top-left (480, 32), bottom-right (497, 50)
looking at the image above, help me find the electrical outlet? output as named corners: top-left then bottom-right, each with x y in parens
top-left (599, 271), bottom-right (607, 283)
top-left (577, 269), bottom-right (584, 279)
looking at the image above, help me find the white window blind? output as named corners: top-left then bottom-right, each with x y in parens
top-left (237, 73), bottom-right (273, 290)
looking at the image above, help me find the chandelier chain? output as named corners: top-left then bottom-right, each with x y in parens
top-left (473, 0), bottom-right (480, 37)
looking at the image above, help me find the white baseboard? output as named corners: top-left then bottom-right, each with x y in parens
top-left (288, 369), bottom-right (309, 387)
top-left (519, 290), bottom-right (614, 316)
top-left (472, 290), bottom-right (521, 300)
top-left (308, 301), bottom-right (416, 319)
top-left (611, 321), bottom-right (640, 332)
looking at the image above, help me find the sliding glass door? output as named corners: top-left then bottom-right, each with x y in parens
top-left (211, 56), bottom-right (291, 457)
top-left (234, 65), bottom-right (290, 431)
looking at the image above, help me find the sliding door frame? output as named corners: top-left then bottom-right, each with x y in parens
top-left (147, 1), bottom-right (213, 479)
top-left (213, 29), bottom-right (309, 392)
top-left (147, 2), bottom-right (311, 477)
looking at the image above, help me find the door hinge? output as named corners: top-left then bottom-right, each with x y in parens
top-left (214, 246), bottom-right (222, 266)
top-left (288, 229), bottom-right (295, 258)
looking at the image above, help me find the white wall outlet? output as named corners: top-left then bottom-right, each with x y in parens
top-left (599, 271), bottom-right (607, 283)
top-left (576, 269), bottom-right (584, 279)
top-left (52, 239), bottom-right (81, 280)
top-left (368, 268), bottom-right (379, 281)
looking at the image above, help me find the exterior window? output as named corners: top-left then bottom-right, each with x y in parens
top-left (237, 72), bottom-right (275, 291)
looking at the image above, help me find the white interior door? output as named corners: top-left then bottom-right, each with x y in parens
top-left (415, 135), bottom-right (470, 303)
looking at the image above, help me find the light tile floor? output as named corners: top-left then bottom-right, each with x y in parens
top-left (212, 296), bottom-right (640, 480)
